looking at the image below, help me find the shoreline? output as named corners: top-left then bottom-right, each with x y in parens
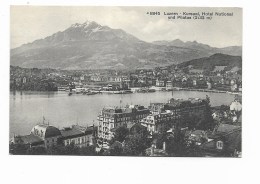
top-left (171, 87), bottom-right (242, 95)
top-left (10, 87), bottom-right (242, 96)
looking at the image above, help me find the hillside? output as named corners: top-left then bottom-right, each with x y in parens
top-left (153, 39), bottom-right (242, 56)
top-left (178, 53), bottom-right (242, 72)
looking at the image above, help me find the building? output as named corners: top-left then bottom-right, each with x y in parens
top-left (60, 125), bottom-right (97, 148)
top-left (166, 81), bottom-right (173, 90)
top-left (10, 123), bottom-right (97, 149)
top-left (11, 124), bottom-right (62, 148)
top-left (142, 98), bottom-right (208, 134)
top-left (207, 81), bottom-right (212, 89)
top-left (200, 124), bottom-right (241, 157)
top-left (156, 79), bottom-right (165, 87)
top-left (148, 103), bottom-right (165, 115)
top-left (164, 98), bottom-right (207, 122)
top-left (90, 75), bottom-right (108, 82)
top-left (187, 130), bottom-right (208, 145)
top-left (97, 105), bottom-right (150, 141)
top-left (141, 110), bottom-right (177, 134)
top-left (230, 101), bottom-right (242, 112)
top-left (22, 76), bottom-right (27, 84)
top-left (145, 140), bottom-right (167, 156)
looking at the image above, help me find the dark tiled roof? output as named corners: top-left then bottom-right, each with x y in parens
top-left (31, 124), bottom-right (62, 138)
top-left (19, 134), bottom-right (44, 144)
top-left (200, 128), bottom-right (241, 155)
top-left (86, 126), bottom-right (98, 132)
top-left (216, 124), bottom-right (241, 134)
top-left (60, 128), bottom-right (85, 138)
top-left (44, 126), bottom-right (62, 138)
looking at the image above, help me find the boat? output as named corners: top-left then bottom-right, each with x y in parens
top-left (137, 88), bottom-right (156, 93)
top-left (86, 91), bottom-right (98, 95)
top-left (136, 89), bottom-right (147, 93)
top-left (68, 92), bottom-right (73, 96)
top-left (147, 89), bottom-right (156, 93)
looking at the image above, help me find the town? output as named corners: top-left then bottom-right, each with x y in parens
top-left (9, 94), bottom-right (242, 157)
top-left (10, 58), bottom-right (242, 95)
top-left (10, 55), bottom-right (242, 157)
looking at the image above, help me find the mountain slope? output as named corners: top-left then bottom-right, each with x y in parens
top-left (178, 53), bottom-right (242, 72)
top-left (11, 21), bottom-right (242, 70)
top-left (152, 39), bottom-right (242, 56)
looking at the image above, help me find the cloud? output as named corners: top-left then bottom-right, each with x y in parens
top-left (140, 19), bottom-right (180, 41)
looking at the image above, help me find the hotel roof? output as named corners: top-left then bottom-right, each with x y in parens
top-left (31, 124), bottom-right (62, 139)
top-left (17, 134), bottom-right (44, 144)
top-left (60, 128), bottom-right (85, 138)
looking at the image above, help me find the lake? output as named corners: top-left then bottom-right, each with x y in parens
top-left (9, 90), bottom-right (236, 136)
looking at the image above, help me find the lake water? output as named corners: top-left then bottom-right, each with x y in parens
top-left (10, 90), bottom-right (236, 136)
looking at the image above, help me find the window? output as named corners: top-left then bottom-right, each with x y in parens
top-left (216, 141), bottom-right (223, 150)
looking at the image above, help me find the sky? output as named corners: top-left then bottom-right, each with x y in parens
top-left (10, 6), bottom-right (242, 48)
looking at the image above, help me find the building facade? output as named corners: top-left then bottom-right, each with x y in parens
top-left (61, 125), bottom-right (97, 148)
top-left (10, 124), bottom-right (97, 149)
top-left (142, 98), bottom-right (207, 134)
top-left (11, 124), bottom-right (62, 148)
top-left (141, 110), bottom-right (178, 134)
top-left (97, 105), bottom-right (150, 140)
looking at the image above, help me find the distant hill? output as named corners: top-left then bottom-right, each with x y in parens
top-left (153, 39), bottom-right (242, 57)
top-left (177, 53), bottom-right (242, 72)
top-left (11, 20), bottom-right (242, 70)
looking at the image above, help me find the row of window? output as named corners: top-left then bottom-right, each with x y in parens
top-left (64, 136), bottom-right (92, 146)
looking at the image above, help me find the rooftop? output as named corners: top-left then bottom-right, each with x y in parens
top-left (31, 124), bottom-right (62, 139)
top-left (101, 105), bottom-right (148, 114)
top-left (216, 124), bottom-right (241, 134)
top-left (14, 134), bottom-right (44, 144)
top-left (60, 127), bottom-right (85, 138)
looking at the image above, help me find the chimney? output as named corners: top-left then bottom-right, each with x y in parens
top-left (163, 142), bottom-right (166, 151)
top-left (151, 146), bottom-right (154, 156)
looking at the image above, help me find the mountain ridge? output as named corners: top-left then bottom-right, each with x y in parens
top-left (177, 53), bottom-right (242, 72)
top-left (11, 20), bottom-right (242, 70)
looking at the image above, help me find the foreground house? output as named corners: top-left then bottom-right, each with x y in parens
top-left (10, 123), bottom-right (97, 149)
top-left (200, 124), bottom-right (241, 157)
top-left (10, 124), bottom-right (62, 148)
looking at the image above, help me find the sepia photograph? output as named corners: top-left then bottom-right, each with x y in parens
top-left (9, 6), bottom-right (242, 157)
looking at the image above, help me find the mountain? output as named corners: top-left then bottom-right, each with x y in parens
top-left (177, 53), bottom-right (242, 72)
top-left (152, 39), bottom-right (242, 56)
top-left (11, 21), bottom-right (242, 70)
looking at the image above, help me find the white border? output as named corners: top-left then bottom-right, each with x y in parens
top-left (1, 1), bottom-right (260, 184)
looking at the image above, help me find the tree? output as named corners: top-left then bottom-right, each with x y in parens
top-left (9, 143), bottom-right (29, 155)
top-left (27, 146), bottom-right (47, 155)
top-left (46, 144), bottom-right (66, 155)
top-left (123, 129), bottom-right (151, 156)
top-left (79, 145), bottom-right (96, 156)
top-left (185, 140), bottom-right (203, 157)
top-left (110, 126), bottom-right (129, 144)
top-left (57, 143), bottom-right (80, 155)
top-left (154, 132), bottom-right (168, 149)
top-left (200, 96), bottom-right (216, 130)
top-left (165, 128), bottom-right (188, 156)
top-left (109, 142), bottom-right (124, 156)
